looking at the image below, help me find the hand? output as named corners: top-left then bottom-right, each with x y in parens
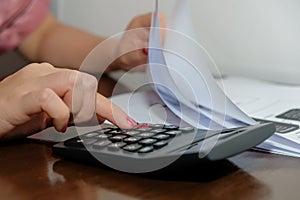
top-left (0, 63), bottom-right (137, 141)
top-left (109, 13), bottom-right (166, 72)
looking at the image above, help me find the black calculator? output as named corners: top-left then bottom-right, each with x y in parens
top-left (53, 123), bottom-right (275, 173)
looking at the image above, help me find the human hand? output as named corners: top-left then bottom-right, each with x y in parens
top-left (109, 13), bottom-right (166, 72)
top-left (0, 63), bottom-right (137, 141)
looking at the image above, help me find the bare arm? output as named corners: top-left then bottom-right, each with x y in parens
top-left (18, 12), bottom-right (165, 73)
top-left (18, 13), bottom-right (109, 71)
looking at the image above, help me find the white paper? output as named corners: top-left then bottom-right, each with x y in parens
top-left (219, 76), bottom-right (300, 157)
top-left (28, 125), bottom-right (101, 142)
top-left (148, 0), bottom-right (256, 130)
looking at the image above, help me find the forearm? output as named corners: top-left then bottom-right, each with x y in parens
top-left (18, 12), bottom-right (160, 73)
top-left (18, 13), bottom-right (117, 73)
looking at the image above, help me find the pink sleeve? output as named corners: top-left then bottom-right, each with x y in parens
top-left (0, 0), bottom-right (50, 54)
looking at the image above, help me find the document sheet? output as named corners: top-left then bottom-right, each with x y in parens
top-left (148, 0), bottom-right (256, 130)
top-left (220, 77), bottom-right (300, 157)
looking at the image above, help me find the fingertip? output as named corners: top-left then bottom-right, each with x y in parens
top-left (111, 110), bottom-right (137, 129)
top-left (60, 125), bottom-right (68, 133)
top-left (127, 117), bottom-right (138, 127)
top-left (53, 120), bottom-right (69, 133)
top-left (96, 94), bottom-right (137, 129)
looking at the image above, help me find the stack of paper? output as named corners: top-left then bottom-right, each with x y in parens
top-left (219, 76), bottom-right (300, 157)
top-left (111, 0), bottom-right (300, 157)
top-left (148, 0), bottom-right (256, 130)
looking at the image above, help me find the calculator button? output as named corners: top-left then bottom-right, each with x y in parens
top-left (139, 132), bottom-right (156, 138)
top-left (138, 146), bottom-right (154, 154)
top-left (124, 137), bottom-right (142, 144)
top-left (96, 134), bottom-right (111, 140)
top-left (149, 124), bottom-right (165, 128)
top-left (109, 135), bottom-right (127, 143)
top-left (83, 132), bottom-right (99, 138)
top-left (164, 125), bottom-right (179, 129)
top-left (137, 127), bottom-right (153, 132)
top-left (152, 134), bottom-right (170, 140)
top-left (139, 138), bottom-right (157, 146)
top-left (153, 141), bottom-right (168, 149)
top-left (124, 131), bottom-right (141, 136)
top-left (96, 128), bottom-right (113, 134)
top-left (165, 130), bottom-right (182, 136)
top-left (123, 144), bottom-right (143, 152)
top-left (151, 129), bottom-right (167, 134)
top-left (109, 130), bottom-right (125, 135)
top-left (93, 141), bottom-right (112, 149)
top-left (107, 142), bottom-right (126, 151)
top-left (179, 127), bottom-right (195, 133)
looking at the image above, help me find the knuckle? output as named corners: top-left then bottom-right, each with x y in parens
top-left (65, 71), bottom-right (98, 92)
top-left (40, 62), bottom-right (55, 69)
top-left (19, 63), bottom-right (54, 77)
top-left (66, 70), bottom-right (80, 88)
top-left (77, 110), bottom-right (95, 123)
top-left (38, 88), bottom-right (54, 105)
top-left (83, 74), bottom-right (98, 91)
top-left (20, 63), bottom-right (39, 74)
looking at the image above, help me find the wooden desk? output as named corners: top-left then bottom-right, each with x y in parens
top-left (0, 140), bottom-right (300, 200)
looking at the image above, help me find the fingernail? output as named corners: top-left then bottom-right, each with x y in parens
top-left (60, 125), bottom-right (68, 133)
top-left (142, 48), bottom-right (148, 55)
top-left (137, 123), bottom-right (151, 128)
top-left (127, 117), bottom-right (138, 127)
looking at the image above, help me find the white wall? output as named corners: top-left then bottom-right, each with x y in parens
top-left (51, 0), bottom-right (300, 85)
top-left (51, 0), bottom-right (173, 36)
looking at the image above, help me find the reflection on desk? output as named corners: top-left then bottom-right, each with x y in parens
top-left (0, 140), bottom-right (300, 200)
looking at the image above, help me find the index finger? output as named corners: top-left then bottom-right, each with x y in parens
top-left (95, 93), bottom-right (136, 129)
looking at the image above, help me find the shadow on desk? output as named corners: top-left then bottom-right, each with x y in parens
top-left (54, 157), bottom-right (238, 182)
top-left (0, 141), bottom-right (270, 200)
top-left (53, 155), bottom-right (270, 200)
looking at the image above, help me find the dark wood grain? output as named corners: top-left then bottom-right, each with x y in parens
top-left (0, 140), bottom-right (299, 200)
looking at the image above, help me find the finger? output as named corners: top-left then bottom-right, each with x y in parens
top-left (62, 74), bottom-right (84, 116)
top-left (95, 93), bottom-right (137, 129)
top-left (19, 63), bottom-right (58, 78)
top-left (132, 12), bottom-right (166, 29)
top-left (37, 70), bottom-right (101, 124)
top-left (127, 12), bottom-right (166, 37)
top-left (73, 73), bottom-right (98, 123)
top-left (20, 88), bottom-right (70, 132)
top-left (159, 13), bottom-right (167, 27)
top-left (0, 113), bottom-right (52, 141)
top-left (37, 69), bottom-right (84, 114)
top-left (36, 69), bottom-right (78, 96)
top-left (96, 115), bottom-right (105, 125)
top-left (127, 13), bottom-right (153, 29)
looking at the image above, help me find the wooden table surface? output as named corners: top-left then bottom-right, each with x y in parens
top-left (0, 139), bottom-right (300, 200)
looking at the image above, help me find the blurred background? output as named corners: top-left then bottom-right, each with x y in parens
top-left (2, 0), bottom-right (299, 86)
top-left (50, 0), bottom-right (300, 85)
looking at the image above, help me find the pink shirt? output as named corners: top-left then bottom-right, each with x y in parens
top-left (0, 0), bottom-right (50, 54)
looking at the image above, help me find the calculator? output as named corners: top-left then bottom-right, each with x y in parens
top-left (53, 123), bottom-right (275, 173)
